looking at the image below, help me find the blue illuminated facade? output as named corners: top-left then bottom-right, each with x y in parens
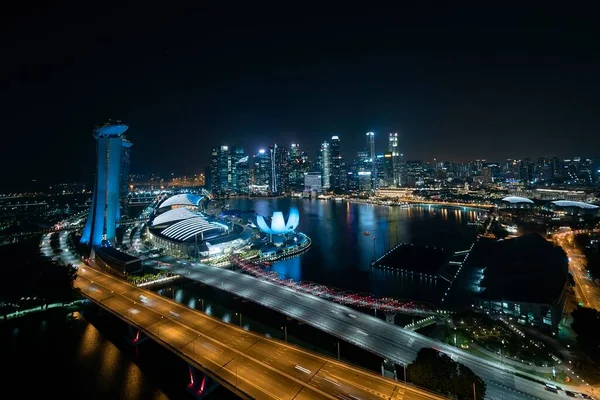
top-left (256, 207), bottom-right (300, 235)
top-left (80, 121), bottom-right (129, 248)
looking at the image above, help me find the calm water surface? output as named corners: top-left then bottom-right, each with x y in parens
top-left (225, 198), bottom-right (482, 304)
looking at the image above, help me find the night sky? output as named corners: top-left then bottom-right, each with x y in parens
top-left (2, 5), bottom-right (599, 190)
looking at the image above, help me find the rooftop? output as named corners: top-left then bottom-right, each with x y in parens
top-left (501, 196), bottom-right (534, 204)
top-left (471, 234), bottom-right (568, 304)
top-left (94, 121), bottom-right (128, 138)
top-left (152, 207), bottom-right (198, 226)
top-left (94, 246), bottom-right (140, 265)
top-left (159, 193), bottom-right (204, 209)
top-left (550, 200), bottom-right (599, 209)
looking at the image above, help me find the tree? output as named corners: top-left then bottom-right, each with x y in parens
top-left (571, 307), bottom-right (600, 365)
top-left (407, 348), bottom-right (486, 400)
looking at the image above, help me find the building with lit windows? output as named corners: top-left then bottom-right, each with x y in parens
top-left (388, 132), bottom-right (400, 186)
top-left (304, 172), bottom-right (322, 193)
top-left (80, 121), bottom-right (130, 248)
top-left (471, 234), bottom-right (568, 332)
top-left (366, 132), bottom-right (376, 189)
top-left (269, 144), bottom-right (288, 193)
top-left (146, 194), bottom-right (251, 258)
top-left (330, 136), bottom-right (342, 191)
top-left (320, 141), bottom-right (331, 190)
top-left (253, 149), bottom-right (271, 188)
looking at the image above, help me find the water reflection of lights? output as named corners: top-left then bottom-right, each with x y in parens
top-left (78, 323), bottom-right (101, 358)
top-left (98, 336), bottom-right (121, 385)
top-left (123, 362), bottom-right (144, 400)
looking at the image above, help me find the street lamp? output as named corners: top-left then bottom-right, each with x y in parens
top-left (199, 298), bottom-right (204, 312)
top-left (281, 325), bottom-right (287, 342)
top-left (236, 312), bottom-right (242, 328)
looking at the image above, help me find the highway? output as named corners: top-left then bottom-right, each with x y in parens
top-left (554, 231), bottom-right (600, 311)
top-left (76, 266), bottom-right (444, 400)
top-left (46, 228), bottom-right (591, 399)
top-left (142, 258), bottom-right (585, 400)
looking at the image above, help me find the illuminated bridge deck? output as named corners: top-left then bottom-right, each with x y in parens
top-left (76, 267), bottom-right (443, 400)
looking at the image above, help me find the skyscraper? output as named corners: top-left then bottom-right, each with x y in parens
top-left (269, 144), bottom-right (289, 193)
top-left (233, 150), bottom-right (249, 194)
top-left (366, 132), bottom-right (376, 189)
top-left (388, 132), bottom-right (399, 186)
top-left (253, 149), bottom-right (271, 188)
top-left (330, 136), bottom-right (341, 191)
top-left (288, 143), bottom-right (302, 191)
top-left (119, 138), bottom-right (132, 218)
top-left (320, 141), bottom-right (331, 190)
top-left (81, 121), bottom-right (129, 247)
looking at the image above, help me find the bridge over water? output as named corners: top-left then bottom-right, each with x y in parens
top-left (77, 266), bottom-right (442, 400)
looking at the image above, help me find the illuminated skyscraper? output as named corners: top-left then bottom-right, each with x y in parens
top-left (80, 121), bottom-right (129, 247)
top-left (330, 136), bottom-right (342, 191)
top-left (253, 149), bottom-right (271, 187)
top-left (119, 138), bottom-right (133, 218)
top-left (320, 141), bottom-right (331, 189)
top-left (388, 132), bottom-right (399, 186)
top-left (365, 132), bottom-right (376, 189)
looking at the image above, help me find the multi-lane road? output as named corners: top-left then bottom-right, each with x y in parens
top-left (76, 266), bottom-right (443, 400)
top-left (138, 257), bottom-right (589, 400)
top-left (47, 230), bottom-right (595, 399)
top-left (554, 231), bottom-right (600, 311)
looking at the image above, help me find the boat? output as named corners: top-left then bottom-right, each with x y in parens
top-left (363, 231), bottom-right (371, 236)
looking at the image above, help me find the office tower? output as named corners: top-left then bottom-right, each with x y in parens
top-left (232, 147), bottom-right (249, 193)
top-left (253, 149), bottom-right (271, 188)
top-left (119, 138), bottom-right (132, 218)
top-left (209, 147), bottom-right (219, 191)
top-left (388, 132), bottom-right (400, 186)
top-left (80, 121), bottom-right (129, 247)
top-left (383, 152), bottom-right (394, 186)
top-left (210, 145), bottom-right (233, 194)
top-left (365, 132), bottom-right (376, 189)
top-left (375, 154), bottom-right (386, 187)
top-left (304, 172), bottom-right (322, 192)
top-left (320, 141), bottom-right (331, 190)
top-left (330, 136), bottom-right (342, 192)
top-left (269, 144), bottom-right (288, 193)
top-left (210, 145), bottom-right (248, 194)
top-left (288, 143), bottom-right (304, 191)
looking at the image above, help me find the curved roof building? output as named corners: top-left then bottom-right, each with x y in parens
top-left (256, 207), bottom-right (300, 235)
top-left (159, 193), bottom-right (204, 209)
top-left (549, 200), bottom-right (599, 210)
top-left (161, 217), bottom-right (225, 241)
top-left (501, 196), bottom-right (534, 204)
top-left (152, 208), bottom-right (198, 226)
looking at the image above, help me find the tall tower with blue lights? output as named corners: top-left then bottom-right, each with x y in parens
top-left (80, 121), bottom-right (129, 248)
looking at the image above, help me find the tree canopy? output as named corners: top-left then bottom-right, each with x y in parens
top-left (408, 347), bottom-right (486, 400)
top-left (0, 239), bottom-right (77, 311)
top-left (571, 307), bottom-right (600, 365)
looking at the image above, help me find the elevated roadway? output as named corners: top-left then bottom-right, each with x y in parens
top-left (76, 266), bottom-right (444, 400)
top-left (145, 259), bottom-right (580, 400)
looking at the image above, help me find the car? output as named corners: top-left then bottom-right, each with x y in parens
top-left (565, 390), bottom-right (576, 397)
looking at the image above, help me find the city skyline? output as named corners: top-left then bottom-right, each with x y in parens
top-left (2, 6), bottom-right (600, 189)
